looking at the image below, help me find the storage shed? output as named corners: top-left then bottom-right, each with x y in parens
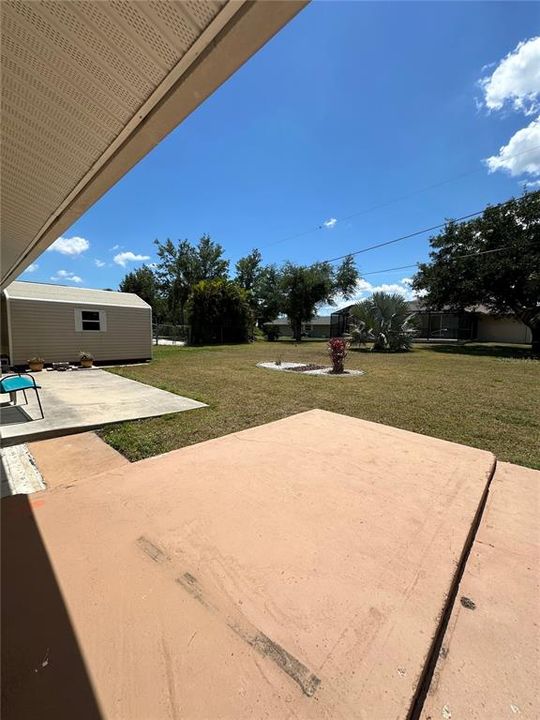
top-left (1, 281), bottom-right (152, 367)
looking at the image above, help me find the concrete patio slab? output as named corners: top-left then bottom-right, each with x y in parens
top-left (421, 461), bottom-right (540, 720)
top-left (28, 432), bottom-right (129, 491)
top-left (2, 410), bottom-right (496, 719)
top-left (0, 369), bottom-right (206, 445)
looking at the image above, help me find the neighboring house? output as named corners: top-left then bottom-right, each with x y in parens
top-left (266, 316), bottom-right (332, 338)
top-left (329, 302), bottom-right (532, 344)
top-left (1, 281), bottom-right (152, 367)
top-left (406, 301), bottom-right (532, 344)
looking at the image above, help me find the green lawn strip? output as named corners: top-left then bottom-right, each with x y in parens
top-left (100, 343), bottom-right (539, 469)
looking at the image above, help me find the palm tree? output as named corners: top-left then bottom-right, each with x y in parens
top-left (350, 292), bottom-right (417, 352)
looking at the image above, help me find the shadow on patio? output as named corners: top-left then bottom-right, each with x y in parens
top-left (1, 494), bottom-right (102, 719)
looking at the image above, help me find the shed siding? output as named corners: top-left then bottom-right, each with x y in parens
top-left (9, 299), bottom-right (152, 364)
top-left (476, 316), bottom-right (532, 344)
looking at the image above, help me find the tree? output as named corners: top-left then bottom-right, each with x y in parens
top-left (153, 235), bottom-right (229, 324)
top-left (257, 265), bottom-right (285, 326)
top-left (412, 192), bottom-right (540, 354)
top-left (234, 250), bottom-right (284, 327)
top-left (196, 234), bottom-right (229, 280)
top-left (351, 292), bottom-right (417, 352)
top-left (187, 279), bottom-right (252, 345)
top-left (280, 257), bottom-right (358, 341)
top-left (235, 248), bottom-right (262, 291)
top-left (119, 265), bottom-right (164, 320)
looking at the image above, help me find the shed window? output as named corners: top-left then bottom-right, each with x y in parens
top-left (75, 308), bottom-right (107, 332)
top-left (82, 311), bottom-right (100, 331)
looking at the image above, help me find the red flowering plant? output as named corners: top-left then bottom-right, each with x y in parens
top-left (327, 337), bottom-right (349, 374)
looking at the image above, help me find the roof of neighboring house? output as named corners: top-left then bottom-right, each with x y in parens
top-left (406, 300), bottom-right (495, 314)
top-left (268, 316), bottom-right (331, 326)
top-left (3, 281), bottom-right (150, 309)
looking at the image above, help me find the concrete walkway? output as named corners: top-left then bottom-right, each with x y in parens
top-left (2, 410), bottom-right (497, 719)
top-left (0, 368), bottom-right (206, 445)
top-left (421, 461), bottom-right (540, 720)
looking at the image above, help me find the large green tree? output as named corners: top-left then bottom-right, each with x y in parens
top-left (235, 248), bottom-right (263, 291)
top-left (235, 249), bottom-right (285, 327)
top-left (412, 191), bottom-right (540, 354)
top-left (188, 279), bottom-right (251, 345)
top-left (280, 257), bottom-right (358, 341)
top-left (118, 265), bottom-right (164, 320)
top-left (154, 235), bottom-right (229, 324)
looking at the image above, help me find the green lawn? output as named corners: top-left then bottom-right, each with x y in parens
top-left (100, 342), bottom-right (540, 469)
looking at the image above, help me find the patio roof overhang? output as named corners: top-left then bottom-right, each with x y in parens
top-left (0, 0), bottom-right (307, 288)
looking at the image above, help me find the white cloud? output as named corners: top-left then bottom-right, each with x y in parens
top-left (320, 277), bottom-right (423, 314)
top-left (524, 178), bottom-right (540, 189)
top-left (481, 37), bottom-right (540, 115)
top-left (51, 270), bottom-right (83, 283)
top-left (23, 263), bottom-right (39, 273)
top-left (94, 259), bottom-right (106, 267)
top-left (47, 235), bottom-right (90, 256)
top-left (323, 217), bottom-right (337, 229)
top-left (113, 251), bottom-right (150, 267)
top-left (109, 244), bottom-right (122, 251)
top-left (485, 116), bottom-right (540, 176)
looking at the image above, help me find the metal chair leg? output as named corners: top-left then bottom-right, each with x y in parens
top-left (34, 388), bottom-right (44, 419)
top-left (22, 388), bottom-right (28, 405)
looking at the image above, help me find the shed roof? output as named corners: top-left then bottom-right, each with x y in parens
top-left (3, 281), bottom-right (150, 309)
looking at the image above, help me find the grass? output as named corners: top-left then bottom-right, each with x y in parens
top-left (100, 341), bottom-right (540, 469)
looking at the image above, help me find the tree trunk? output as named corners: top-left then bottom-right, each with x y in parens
top-left (516, 309), bottom-right (540, 357)
top-left (292, 318), bottom-right (302, 342)
top-left (531, 325), bottom-right (540, 358)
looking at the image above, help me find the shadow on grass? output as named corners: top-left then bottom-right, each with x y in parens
top-left (421, 343), bottom-right (533, 359)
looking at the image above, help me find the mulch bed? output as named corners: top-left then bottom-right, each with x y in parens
top-left (286, 364), bottom-right (327, 373)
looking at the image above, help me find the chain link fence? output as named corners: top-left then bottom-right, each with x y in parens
top-left (153, 324), bottom-right (191, 346)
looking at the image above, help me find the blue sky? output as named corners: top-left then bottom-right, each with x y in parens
top-left (22, 2), bottom-right (540, 306)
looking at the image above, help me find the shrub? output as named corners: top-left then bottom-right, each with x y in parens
top-left (351, 292), bottom-right (417, 352)
top-left (263, 324), bottom-right (281, 342)
top-left (327, 337), bottom-right (349, 373)
top-left (188, 280), bottom-right (252, 345)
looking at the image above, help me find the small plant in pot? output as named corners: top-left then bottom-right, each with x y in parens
top-left (327, 338), bottom-right (349, 374)
top-left (28, 356), bottom-right (45, 372)
top-left (79, 351), bottom-right (94, 368)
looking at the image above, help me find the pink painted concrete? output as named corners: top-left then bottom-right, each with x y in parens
top-left (28, 431), bottom-right (129, 490)
top-left (2, 410), bottom-right (495, 719)
top-left (422, 461), bottom-right (540, 720)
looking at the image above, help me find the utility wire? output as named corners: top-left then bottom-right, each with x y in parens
top-left (322, 194), bottom-right (533, 264)
top-left (360, 245), bottom-right (512, 277)
top-left (259, 144), bottom-right (540, 251)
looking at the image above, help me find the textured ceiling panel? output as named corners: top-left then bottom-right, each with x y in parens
top-left (1, 0), bottom-right (227, 283)
top-left (1, 0), bottom-right (308, 287)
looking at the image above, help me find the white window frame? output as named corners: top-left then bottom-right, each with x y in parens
top-left (74, 308), bottom-right (107, 332)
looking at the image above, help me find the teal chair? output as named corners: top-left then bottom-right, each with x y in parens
top-left (0, 373), bottom-right (44, 419)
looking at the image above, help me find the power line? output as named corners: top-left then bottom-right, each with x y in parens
top-left (361, 246), bottom-right (512, 277)
top-left (258, 144), bottom-right (540, 252)
top-left (321, 194), bottom-right (532, 264)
